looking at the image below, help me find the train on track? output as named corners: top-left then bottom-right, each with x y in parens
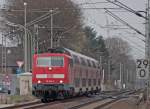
top-left (32, 47), bottom-right (101, 102)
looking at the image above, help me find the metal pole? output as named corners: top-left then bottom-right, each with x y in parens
top-left (1, 34), bottom-right (7, 74)
top-left (148, 0), bottom-right (150, 58)
top-left (106, 14), bottom-right (110, 38)
top-left (120, 63), bottom-right (122, 88)
top-left (24, 2), bottom-right (27, 72)
top-left (1, 35), bottom-right (3, 73)
top-left (108, 60), bottom-right (111, 81)
top-left (127, 69), bottom-right (129, 88)
top-left (36, 26), bottom-right (39, 53)
top-left (146, 3), bottom-right (148, 58)
top-left (4, 35), bottom-right (6, 73)
top-left (58, 35), bottom-right (61, 47)
top-left (100, 55), bottom-right (102, 70)
top-left (34, 24), bottom-right (39, 53)
top-left (147, 0), bottom-right (150, 102)
top-left (50, 9), bottom-right (53, 48)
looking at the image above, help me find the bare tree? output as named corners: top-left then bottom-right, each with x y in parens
top-left (3, 0), bottom-right (86, 51)
top-left (105, 37), bottom-right (136, 88)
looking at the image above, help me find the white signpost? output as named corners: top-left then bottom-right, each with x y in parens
top-left (16, 61), bottom-right (24, 68)
top-left (136, 59), bottom-right (149, 79)
top-left (136, 59), bottom-right (150, 102)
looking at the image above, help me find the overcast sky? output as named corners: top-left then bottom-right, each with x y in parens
top-left (74, 0), bottom-right (146, 59)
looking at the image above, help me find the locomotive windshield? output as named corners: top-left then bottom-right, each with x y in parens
top-left (37, 56), bottom-right (64, 67)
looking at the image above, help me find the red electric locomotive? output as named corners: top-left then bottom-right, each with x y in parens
top-left (32, 48), bottom-right (101, 102)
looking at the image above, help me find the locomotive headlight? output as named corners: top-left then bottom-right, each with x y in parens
top-left (38, 80), bottom-right (41, 83)
top-left (48, 67), bottom-right (52, 70)
top-left (60, 80), bottom-right (63, 83)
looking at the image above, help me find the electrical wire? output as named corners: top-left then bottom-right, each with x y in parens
top-left (84, 0), bottom-right (144, 56)
top-left (117, 36), bottom-right (145, 55)
top-left (77, 1), bottom-right (109, 6)
top-left (105, 9), bottom-right (145, 37)
top-left (84, 1), bottom-right (145, 44)
top-left (105, 0), bottom-right (147, 19)
top-left (3, 9), bottom-right (59, 37)
top-left (115, 0), bottom-right (147, 19)
top-left (117, 33), bottom-right (145, 49)
top-left (123, 30), bottom-right (145, 42)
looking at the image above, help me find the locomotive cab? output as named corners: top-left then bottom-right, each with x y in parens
top-left (32, 48), bottom-right (101, 102)
top-left (32, 48), bottom-right (73, 101)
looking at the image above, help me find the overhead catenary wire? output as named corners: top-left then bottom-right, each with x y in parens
top-left (114, 0), bottom-right (147, 19)
top-left (117, 35), bottom-right (145, 54)
top-left (123, 30), bottom-right (145, 43)
top-left (105, 0), bottom-right (136, 13)
top-left (126, 44), bottom-right (145, 56)
top-left (37, 22), bottom-right (80, 46)
top-left (133, 53), bottom-right (144, 58)
top-left (84, 1), bottom-right (145, 42)
top-left (3, 7), bottom-right (119, 37)
top-left (105, 0), bottom-right (147, 20)
top-left (3, 9), bottom-right (59, 37)
top-left (83, 0), bottom-right (145, 43)
top-left (81, 2), bottom-right (145, 52)
top-left (80, 0), bottom-right (146, 47)
top-left (2, 7), bottom-right (123, 13)
top-left (105, 9), bottom-right (145, 37)
top-left (74, 3), bottom-right (145, 55)
top-left (116, 35), bottom-right (145, 53)
top-left (3, 1), bottom-right (145, 47)
top-left (117, 33), bottom-right (145, 49)
top-left (27, 9), bottom-right (60, 27)
top-left (77, 1), bottom-right (109, 6)
top-left (84, 0), bottom-right (144, 57)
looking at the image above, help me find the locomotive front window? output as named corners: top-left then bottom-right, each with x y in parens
top-left (37, 56), bottom-right (64, 67)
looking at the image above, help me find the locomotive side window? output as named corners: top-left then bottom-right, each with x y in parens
top-left (88, 79), bottom-right (91, 86)
top-left (80, 69), bottom-right (82, 77)
top-left (82, 78), bottom-right (86, 87)
top-left (73, 55), bottom-right (80, 64)
top-left (86, 70), bottom-right (88, 77)
top-left (98, 79), bottom-right (101, 85)
top-left (96, 63), bottom-right (98, 68)
top-left (92, 61), bottom-right (96, 68)
top-left (93, 79), bottom-right (96, 86)
top-left (87, 60), bottom-right (91, 67)
top-left (91, 61), bottom-right (93, 67)
top-left (81, 58), bottom-right (86, 66)
top-left (74, 78), bottom-right (80, 87)
top-left (37, 56), bottom-right (64, 67)
top-left (69, 58), bottom-right (73, 67)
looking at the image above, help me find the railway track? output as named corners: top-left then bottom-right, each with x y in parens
top-left (17, 101), bottom-right (60, 109)
top-left (0, 99), bottom-right (45, 109)
top-left (68, 90), bottom-right (139, 109)
top-left (0, 96), bottom-right (87, 109)
top-left (0, 90), bottom-right (139, 109)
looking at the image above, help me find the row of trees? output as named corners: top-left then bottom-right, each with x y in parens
top-left (2, 0), bottom-right (136, 88)
top-left (105, 37), bottom-right (136, 87)
top-left (83, 26), bottom-right (136, 88)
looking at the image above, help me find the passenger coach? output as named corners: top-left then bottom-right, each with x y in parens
top-left (32, 48), bottom-right (101, 102)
